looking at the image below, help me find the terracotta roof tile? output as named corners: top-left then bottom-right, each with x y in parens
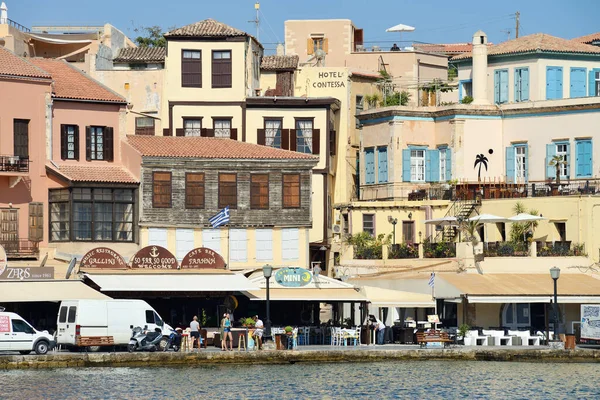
top-left (48, 164), bottom-right (138, 184)
top-left (0, 47), bottom-right (52, 80)
top-left (573, 32), bottom-right (600, 44)
top-left (126, 136), bottom-right (318, 160)
top-left (260, 55), bottom-right (299, 71)
top-left (452, 33), bottom-right (600, 61)
top-left (165, 19), bottom-right (249, 38)
top-left (415, 43), bottom-right (493, 55)
top-left (28, 58), bottom-right (126, 103)
top-left (114, 47), bottom-right (166, 63)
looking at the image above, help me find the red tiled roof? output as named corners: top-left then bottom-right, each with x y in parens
top-left (573, 32), bottom-right (600, 44)
top-left (28, 58), bottom-right (126, 103)
top-left (452, 33), bottom-right (600, 60)
top-left (126, 136), bottom-right (317, 160)
top-left (165, 19), bottom-right (248, 38)
top-left (260, 55), bottom-right (299, 71)
top-left (415, 43), bottom-right (481, 54)
top-left (47, 163), bottom-right (138, 184)
top-left (114, 47), bottom-right (166, 63)
top-left (0, 47), bottom-right (52, 80)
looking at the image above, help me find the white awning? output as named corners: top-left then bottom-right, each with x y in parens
top-left (468, 295), bottom-right (600, 304)
top-left (246, 288), bottom-right (366, 302)
top-left (359, 286), bottom-right (435, 308)
top-left (29, 34), bottom-right (93, 44)
top-left (85, 273), bottom-right (258, 292)
top-left (0, 280), bottom-right (110, 302)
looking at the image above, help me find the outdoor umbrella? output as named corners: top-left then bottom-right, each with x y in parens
top-left (507, 213), bottom-right (546, 241)
top-left (386, 23), bottom-right (416, 47)
top-left (468, 214), bottom-right (507, 244)
top-left (424, 216), bottom-right (459, 226)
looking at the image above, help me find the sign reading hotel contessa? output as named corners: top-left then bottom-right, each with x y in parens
top-left (80, 247), bottom-right (127, 269)
top-left (180, 247), bottom-right (226, 269)
top-left (130, 246), bottom-right (178, 269)
top-left (274, 267), bottom-right (312, 287)
top-left (312, 71), bottom-right (346, 88)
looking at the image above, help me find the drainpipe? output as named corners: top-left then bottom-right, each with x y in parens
top-left (46, 94), bottom-right (54, 161)
top-left (417, 58), bottom-right (420, 106)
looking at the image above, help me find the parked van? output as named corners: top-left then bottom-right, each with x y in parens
top-left (56, 300), bottom-right (170, 350)
top-left (0, 308), bottom-right (56, 355)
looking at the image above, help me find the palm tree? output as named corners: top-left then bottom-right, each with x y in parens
top-left (549, 155), bottom-right (567, 185)
top-left (474, 154), bottom-right (489, 181)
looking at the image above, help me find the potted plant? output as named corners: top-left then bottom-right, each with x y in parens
top-left (284, 326), bottom-right (293, 335)
top-left (458, 323), bottom-right (470, 345)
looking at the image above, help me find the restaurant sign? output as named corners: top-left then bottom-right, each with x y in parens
top-left (180, 247), bottom-right (226, 269)
top-left (130, 246), bottom-right (178, 269)
top-left (0, 267), bottom-right (54, 281)
top-left (80, 247), bottom-right (127, 269)
top-left (274, 267), bottom-right (312, 288)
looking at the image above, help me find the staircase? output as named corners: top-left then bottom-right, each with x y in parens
top-left (433, 195), bottom-right (479, 243)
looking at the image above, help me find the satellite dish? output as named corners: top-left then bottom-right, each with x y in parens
top-left (224, 295), bottom-right (238, 311)
top-left (39, 253), bottom-right (48, 268)
top-left (314, 49), bottom-right (326, 60)
top-left (65, 258), bottom-right (77, 280)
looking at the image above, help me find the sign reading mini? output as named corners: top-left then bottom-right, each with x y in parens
top-left (180, 247), bottom-right (226, 269)
top-left (130, 246), bottom-right (178, 269)
top-left (80, 247), bottom-right (127, 269)
top-left (274, 267), bottom-right (312, 288)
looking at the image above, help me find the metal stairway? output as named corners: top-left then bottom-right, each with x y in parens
top-left (434, 195), bottom-right (479, 243)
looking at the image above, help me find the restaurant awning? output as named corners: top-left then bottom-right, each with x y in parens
top-left (359, 286), bottom-right (435, 308)
top-left (85, 273), bottom-right (259, 292)
top-left (0, 280), bottom-right (110, 302)
top-left (246, 288), bottom-right (367, 302)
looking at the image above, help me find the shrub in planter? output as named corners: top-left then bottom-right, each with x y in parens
top-left (497, 242), bottom-right (515, 256)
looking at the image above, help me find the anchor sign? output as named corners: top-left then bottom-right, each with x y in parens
top-left (130, 245), bottom-right (178, 269)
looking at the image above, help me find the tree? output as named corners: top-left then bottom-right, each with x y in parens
top-left (381, 91), bottom-right (411, 107)
top-left (474, 154), bottom-right (489, 181)
top-left (510, 202), bottom-right (540, 243)
top-left (549, 154), bottom-right (567, 185)
top-left (134, 26), bottom-right (166, 48)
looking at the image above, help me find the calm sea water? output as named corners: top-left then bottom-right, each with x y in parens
top-left (0, 361), bottom-right (597, 399)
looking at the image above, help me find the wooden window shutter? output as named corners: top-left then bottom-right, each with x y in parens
top-left (289, 129), bottom-right (297, 152)
top-left (206, 129), bottom-right (215, 138)
top-left (281, 129), bottom-right (290, 150)
top-left (176, 128), bottom-right (185, 137)
top-left (85, 126), bottom-right (92, 161)
top-left (104, 127), bottom-right (114, 161)
top-left (323, 38), bottom-right (329, 53)
top-left (307, 38), bottom-right (314, 55)
top-left (73, 125), bottom-right (80, 160)
top-left (28, 202), bottom-right (43, 242)
top-left (257, 129), bottom-right (266, 146)
top-left (312, 128), bottom-right (320, 155)
top-left (163, 128), bottom-right (172, 136)
top-left (230, 128), bottom-right (238, 141)
top-left (329, 130), bottom-right (336, 156)
top-left (60, 125), bottom-right (68, 160)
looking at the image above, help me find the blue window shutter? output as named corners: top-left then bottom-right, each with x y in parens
top-left (556, 67), bottom-right (563, 99)
top-left (590, 70), bottom-right (596, 96)
top-left (494, 70), bottom-right (500, 103)
top-left (365, 148), bottom-right (375, 184)
top-left (575, 140), bottom-right (592, 177)
top-left (506, 146), bottom-right (515, 182)
top-left (570, 68), bottom-right (586, 98)
top-left (459, 83), bottom-right (463, 101)
top-left (546, 67), bottom-right (555, 100)
top-left (446, 149), bottom-right (452, 181)
top-left (377, 147), bottom-right (388, 183)
top-left (500, 70), bottom-right (509, 103)
top-left (402, 149), bottom-right (411, 182)
top-left (546, 143), bottom-right (556, 179)
top-left (429, 150), bottom-right (440, 182)
top-left (514, 69), bottom-right (518, 101)
top-left (425, 150), bottom-right (432, 182)
top-left (566, 142), bottom-right (571, 179)
top-left (522, 68), bottom-right (529, 101)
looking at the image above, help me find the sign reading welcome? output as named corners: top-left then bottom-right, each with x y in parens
top-left (274, 267), bottom-right (312, 287)
top-left (130, 246), bottom-right (178, 269)
top-left (180, 247), bottom-right (226, 269)
top-left (80, 247), bottom-right (127, 269)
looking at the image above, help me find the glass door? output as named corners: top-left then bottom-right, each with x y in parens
top-left (502, 303), bottom-right (531, 330)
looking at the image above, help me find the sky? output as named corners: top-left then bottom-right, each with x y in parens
top-left (5, 0), bottom-right (599, 53)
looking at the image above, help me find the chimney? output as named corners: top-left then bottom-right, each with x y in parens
top-left (0, 2), bottom-right (8, 25)
top-left (471, 30), bottom-right (490, 105)
top-left (276, 43), bottom-right (284, 56)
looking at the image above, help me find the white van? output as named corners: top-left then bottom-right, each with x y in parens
top-left (56, 300), bottom-right (170, 349)
top-left (0, 309), bottom-right (56, 355)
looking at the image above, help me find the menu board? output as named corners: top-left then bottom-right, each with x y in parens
top-left (0, 315), bottom-right (10, 333)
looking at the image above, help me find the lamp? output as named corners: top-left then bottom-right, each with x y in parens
top-left (263, 264), bottom-right (273, 341)
top-left (388, 216), bottom-right (398, 245)
top-left (408, 212), bottom-right (413, 220)
top-left (550, 267), bottom-right (560, 339)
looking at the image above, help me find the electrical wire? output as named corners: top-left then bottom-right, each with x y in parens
top-left (259, 10), bottom-right (282, 44)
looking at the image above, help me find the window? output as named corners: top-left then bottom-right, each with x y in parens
top-left (202, 229), bottom-right (221, 253)
top-left (283, 174), bottom-right (301, 208)
top-left (377, 146), bottom-right (388, 183)
top-left (515, 146), bottom-right (527, 180)
top-left (595, 71), bottom-right (600, 96)
top-left (176, 228), bottom-right (194, 262)
top-left (89, 126), bottom-right (104, 160)
top-left (439, 148), bottom-right (447, 182)
top-left (61, 125), bottom-right (79, 159)
top-left (229, 229), bottom-right (247, 262)
top-left (295, 119), bottom-right (313, 154)
top-left (185, 173), bottom-right (205, 209)
top-left (213, 118), bottom-right (232, 138)
top-left (363, 214), bottom-right (375, 236)
top-left (459, 80), bottom-right (472, 101)
top-left (153, 172), bottom-right (172, 208)
top-left (58, 307), bottom-right (68, 323)
top-left (145, 310), bottom-right (155, 324)
top-left (555, 222), bottom-right (566, 242)
top-left (183, 119), bottom-right (202, 136)
top-left (256, 229), bottom-right (273, 261)
top-left (546, 66), bottom-right (563, 100)
top-left (556, 143), bottom-right (568, 178)
top-left (212, 50), bottom-right (232, 88)
top-left (403, 221), bottom-right (415, 244)
top-left (410, 149), bottom-right (426, 182)
top-left (182, 50), bottom-right (202, 87)
top-left (28, 202), bottom-right (43, 241)
top-left (265, 119), bottom-right (282, 148)
top-left (12, 319), bottom-right (34, 334)
top-left (148, 227), bottom-right (168, 247)
top-left (49, 188), bottom-right (135, 242)
top-left (135, 117), bottom-right (155, 135)
top-left (364, 148), bottom-right (375, 184)
top-left (342, 214), bottom-right (349, 235)
top-left (67, 306), bottom-right (77, 323)
top-left (308, 37), bottom-right (328, 54)
top-left (494, 69), bottom-right (509, 103)
top-left (13, 119), bottom-right (29, 158)
top-left (86, 126), bottom-right (113, 161)
top-left (282, 228), bottom-right (299, 260)
top-left (251, 174), bottom-right (269, 209)
top-left (515, 67), bottom-right (529, 102)
top-left (355, 95), bottom-right (364, 128)
top-left (219, 173), bottom-right (237, 209)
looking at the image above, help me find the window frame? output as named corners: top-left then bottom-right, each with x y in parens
top-left (185, 172), bottom-right (205, 209)
top-left (181, 49), bottom-right (202, 88)
top-left (212, 117), bottom-right (232, 138)
top-left (152, 171), bottom-right (172, 208)
top-left (264, 117), bottom-right (283, 149)
top-left (514, 67), bottom-right (529, 102)
top-left (183, 118), bottom-right (203, 137)
top-left (295, 118), bottom-right (314, 154)
top-left (250, 174), bottom-right (269, 210)
top-left (410, 149), bottom-right (426, 182)
top-left (555, 143), bottom-right (568, 178)
top-left (62, 124), bottom-right (79, 159)
top-left (211, 50), bottom-right (232, 89)
top-left (362, 214), bottom-right (375, 237)
top-left (218, 173), bottom-right (238, 209)
top-left (135, 117), bottom-right (156, 136)
top-left (282, 174), bottom-right (301, 209)
top-left (89, 126), bottom-right (105, 160)
top-left (439, 147), bottom-right (447, 182)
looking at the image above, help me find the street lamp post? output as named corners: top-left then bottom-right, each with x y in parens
top-left (263, 264), bottom-right (273, 342)
top-left (550, 266), bottom-right (561, 339)
top-left (388, 216), bottom-right (398, 245)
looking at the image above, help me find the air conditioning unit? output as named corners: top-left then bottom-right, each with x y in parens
top-left (332, 224), bottom-right (342, 234)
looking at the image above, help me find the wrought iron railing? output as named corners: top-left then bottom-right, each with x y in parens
top-left (0, 155), bottom-right (30, 173)
top-left (0, 239), bottom-right (39, 257)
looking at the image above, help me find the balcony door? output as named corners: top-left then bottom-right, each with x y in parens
top-left (0, 209), bottom-right (18, 251)
top-left (13, 119), bottom-right (29, 158)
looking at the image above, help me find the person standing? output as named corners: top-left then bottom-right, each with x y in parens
top-left (221, 313), bottom-right (233, 351)
top-left (253, 315), bottom-right (264, 350)
top-left (376, 319), bottom-right (386, 345)
top-left (190, 316), bottom-right (200, 350)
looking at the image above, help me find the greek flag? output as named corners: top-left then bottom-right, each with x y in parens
top-left (428, 272), bottom-right (435, 288)
top-left (209, 206), bottom-right (230, 228)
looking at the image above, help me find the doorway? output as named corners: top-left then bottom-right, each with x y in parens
top-left (502, 303), bottom-right (531, 329)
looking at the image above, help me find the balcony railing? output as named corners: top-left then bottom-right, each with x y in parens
top-left (0, 155), bottom-right (30, 173)
top-left (2, 18), bottom-right (31, 32)
top-left (0, 239), bottom-right (39, 258)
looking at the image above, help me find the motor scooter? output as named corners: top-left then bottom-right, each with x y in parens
top-left (128, 326), bottom-right (163, 352)
top-left (163, 327), bottom-right (182, 352)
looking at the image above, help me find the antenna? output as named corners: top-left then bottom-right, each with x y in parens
top-left (501, 29), bottom-right (512, 41)
top-left (248, 2), bottom-right (260, 41)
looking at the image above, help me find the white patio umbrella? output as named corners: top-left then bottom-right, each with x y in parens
top-left (468, 214), bottom-right (507, 243)
top-left (507, 213), bottom-right (546, 222)
top-left (386, 23), bottom-right (416, 48)
top-left (424, 216), bottom-right (459, 226)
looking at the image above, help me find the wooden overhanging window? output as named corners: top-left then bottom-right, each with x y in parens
top-left (28, 202), bottom-right (44, 242)
top-left (250, 174), bottom-right (269, 210)
top-left (219, 173), bottom-right (237, 209)
top-left (153, 171), bottom-right (172, 208)
top-left (185, 172), bottom-right (205, 209)
top-left (212, 50), bottom-right (232, 88)
top-left (182, 50), bottom-right (202, 88)
top-left (60, 124), bottom-right (79, 160)
top-left (135, 117), bottom-right (155, 136)
top-left (283, 174), bottom-right (301, 208)
top-left (85, 126), bottom-right (113, 161)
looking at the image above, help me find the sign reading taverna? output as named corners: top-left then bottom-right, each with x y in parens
top-left (275, 267), bottom-right (312, 287)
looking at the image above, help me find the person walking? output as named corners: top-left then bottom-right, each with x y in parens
top-left (190, 316), bottom-right (201, 350)
top-left (253, 315), bottom-right (264, 350)
top-left (376, 319), bottom-right (386, 345)
top-left (221, 313), bottom-right (233, 351)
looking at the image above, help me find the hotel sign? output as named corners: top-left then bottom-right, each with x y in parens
top-left (80, 247), bottom-right (127, 269)
top-left (312, 71), bottom-right (346, 89)
top-left (130, 246), bottom-right (178, 269)
top-left (181, 247), bottom-right (226, 269)
top-left (274, 267), bottom-right (312, 287)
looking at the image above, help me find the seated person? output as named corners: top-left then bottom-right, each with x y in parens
top-left (390, 43), bottom-right (400, 51)
top-left (253, 315), bottom-right (264, 350)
